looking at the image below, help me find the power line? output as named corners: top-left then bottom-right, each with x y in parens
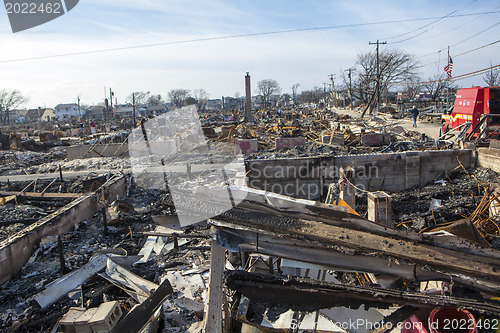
top-left (0, 11), bottom-right (499, 64)
top-left (417, 39), bottom-right (500, 69)
top-left (386, 5), bottom-right (463, 42)
top-left (415, 19), bottom-right (500, 70)
top-left (408, 5), bottom-right (500, 46)
top-left (387, 0), bottom-right (482, 44)
top-left (398, 64), bottom-right (500, 85)
top-left (451, 20), bottom-right (500, 48)
top-left (391, 30), bottom-right (429, 44)
top-left (417, 16), bottom-right (500, 60)
top-left (454, 39), bottom-right (500, 57)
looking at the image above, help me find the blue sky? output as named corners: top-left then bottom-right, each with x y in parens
top-left (0, 0), bottom-right (499, 107)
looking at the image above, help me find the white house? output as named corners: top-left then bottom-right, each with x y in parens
top-left (54, 103), bottom-right (80, 120)
top-left (206, 99), bottom-right (223, 111)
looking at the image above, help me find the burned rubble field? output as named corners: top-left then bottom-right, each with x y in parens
top-left (0, 165), bottom-right (498, 332)
top-left (0, 184), bottom-right (212, 332)
top-left (0, 148), bottom-right (67, 175)
top-left (0, 176), bottom-right (113, 242)
top-left (389, 167), bottom-right (500, 237)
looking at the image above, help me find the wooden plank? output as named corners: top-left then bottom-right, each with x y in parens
top-left (0, 191), bottom-right (82, 199)
top-left (203, 240), bottom-right (225, 333)
top-left (141, 231), bottom-right (210, 238)
top-left (0, 195), bottom-right (16, 205)
top-left (109, 279), bottom-right (173, 333)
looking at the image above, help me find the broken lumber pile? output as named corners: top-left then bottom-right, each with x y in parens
top-left (209, 187), bottom-right (500, 296)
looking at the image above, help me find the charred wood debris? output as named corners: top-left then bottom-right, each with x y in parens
top-left (0, 107), bottom-right (499, 333)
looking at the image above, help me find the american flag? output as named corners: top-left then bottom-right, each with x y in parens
top-left (444, 56), bottom-right (453, 78)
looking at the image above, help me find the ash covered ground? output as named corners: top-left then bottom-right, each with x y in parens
top-left (0, 183), bottom-right (211, 332)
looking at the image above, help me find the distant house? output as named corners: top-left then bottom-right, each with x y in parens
top-left (115, 104), bottom-right (134, 118)
top-left (413, 93), bottom-right (432, 102)
top-left (12, 109), bottom-right (28, 117)
top-left (206, 99), bottom-right (223, 111)
top-left (269, 94), bottom-right (281, 107)
top-left (252, 95), bottom-right (264, 109)
top-left (84, 106), bottom-right (105, 120)
top-left (396, 92), bottom-right (410, 103)
top-left (24, 108), bottom-right (55, 122)
top-left (7, 109), bottom-right (27, 124)
top-left (146, 104), bottom-right (167, 116)
top-left (25, 109), bottom-right (41, 122)
top-left (8, 111), bottom-right (27, 124)
top-left (39, 108), bottom-right (56, 122)
top-left (54, 103), bottom-right (80, 120)
top-left (222, 96), bottom-right (243, 111)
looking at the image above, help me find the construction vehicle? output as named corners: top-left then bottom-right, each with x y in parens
top-left (441, 86), bottom-right (500, 140)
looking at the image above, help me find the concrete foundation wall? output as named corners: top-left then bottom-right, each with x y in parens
top-left (66, 144), bottom-right (129, 160)
top-left (245, 150), bottom-right (472, 200)
top-left (477, 148), bottom-right (500, 173)
top-left (0, 175), bottom-right (128, 284)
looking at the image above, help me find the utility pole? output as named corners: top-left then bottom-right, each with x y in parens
top-left (77, 96), bottom-right (81, 120)
top-left (369, 40), bottom-right (387, 115)
top-left (132, 93), bottom-right (136, 127)
top-left (345, 68), bottom-right (356, 109)
top-left (104, 87), bottom-right (108, 120)
top-left (109, 88), bottom-right (114, 119)
top-left (329, 74), bottom-right (336, 108)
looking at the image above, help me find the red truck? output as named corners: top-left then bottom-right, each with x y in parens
top-left (441, 86), bottom-right (500, 139)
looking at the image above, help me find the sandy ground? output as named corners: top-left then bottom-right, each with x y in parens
top-left (334, 107), bottom-right (442, 139)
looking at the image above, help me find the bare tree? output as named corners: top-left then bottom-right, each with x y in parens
top-left (168, 89), bottom-right (191, 108)
top-left (352, 49), bottom-right (419, 108)
top-left (257, 79), bottom-right (281, 108)
top-left (402, 77), bottom-right (422, 103)
top-left (291, 83), bottom-right (300, 105)
top-left (0, 89), bottom-right (27, 124)
top-left (147, 94), bottom-right (163, 106)
top-left (298, 86), bottom-right (324, 105)
top-left (126, 91), bottom-right (150, 106)
top-left (194, 89), bottom-right (209, 111)
top-left (483, 63), bottom-right (500, 87)
top-left (423, 74), bottom-right (447, 102)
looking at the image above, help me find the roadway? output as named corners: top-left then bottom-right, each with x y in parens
top-left (333, 107), bottom-right (442, 139)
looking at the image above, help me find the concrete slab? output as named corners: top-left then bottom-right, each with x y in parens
top-left (66, 144), bottom-right (129, 160)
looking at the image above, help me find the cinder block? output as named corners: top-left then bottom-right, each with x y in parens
top-left (59, 308), bottom-right (86, 333)
top-left (74, 308), bottom-right (98, 333)
top-left (88, 301), bottom-right (122, 333)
